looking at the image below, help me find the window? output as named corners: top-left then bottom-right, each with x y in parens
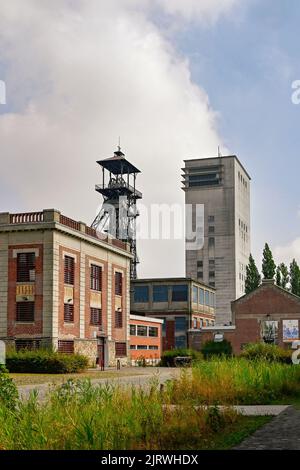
top-left (192, 286), bottom-right (198, 303)
top-left (199, 288), bottom-right (204, 305)
top-left (209, 260), bottom-right (215, 267)
top-left (134, 286), bottom-right (149, 303)
top-left (130, 324), bottom-right (136, 336)
top-left (208, 226), bottom-right (215, 234)
top-left (90, 264), bottom-right (102, 291)
top-left (115, 272), bottom-right (122, 296)
top-left (209, 282), bottom-right (215, 288)
top-left (15, 339), bottom-right (40, 351)
top-left (90, 308), bottom-right (102, 326)
top-left (64, 256), bottom-right (75, 285)
top-left (115, 309), bottom-right (123, 328)
top-left (197, 271), bottom-right (203, 279)
top-left (208, 215), bottom-right (215, 223)
top-left (149, 345), bottom-right (158, 350)
top-left (130, 345), bottom-right (136, 350)
top-left (197, 260), bottom-right (203, 267)
top-left (137, 345), bottom-right (147, 350)
top-left (172, 285), bottom-right (188, 302)
top-left (115, 342), bottom-right (127, 357)
top-left (137, 325), bottom-right (147, 336)
top-left (205, 290), bottom-right (210, 306)
top-left (58, 340), bottom-right (74, 354)
top-left (17, 252), bottom-right (35, 282)
top-left (208, 237), bottom-right (215, 248)
top-left (64, 303), bottom-right (74, 322)
top-left (16, 302), bottom-right (34, 322)
top-left (193, 318), bottom-right (197, 328)
top-left (209, 271), bottom-right (215, 278)
top-left (153, 285), bottom-right (168, 302)
top-left (149, 326), bottom-right (158, 337)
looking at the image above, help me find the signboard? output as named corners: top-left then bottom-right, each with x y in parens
top-left (283, 320), bottom-right (299, 342)
top-left (261, 320), bottom-right (278, 344)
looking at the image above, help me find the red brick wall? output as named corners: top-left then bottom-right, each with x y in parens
top-left (7, 244), bottom-right (43, 337)
top-left (58, 246), bottom-right (80, 338)
top-left (85, 256), bottom-right (108, 339)
top-left (111, 264), bottom-right (127, 343)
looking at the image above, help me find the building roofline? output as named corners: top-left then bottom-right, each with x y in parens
top-left (231, 280), bottom-right (300, 306)
top-left (130, 314), bottom-right (164, 324)
top-left (183, 155), bottom-right (251, 181)
top-left (131, 277), bottom-right (216, 290)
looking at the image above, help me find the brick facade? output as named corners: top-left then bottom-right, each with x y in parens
top-left (0, 210), bottom-right (132, 366)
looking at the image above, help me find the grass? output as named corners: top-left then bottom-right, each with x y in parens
top-left (165, 357), bottom-right (300, 405)
top-left (0, 378), bottom-right (271, 450)
top-left (10, 369), bottom-right (149, 386)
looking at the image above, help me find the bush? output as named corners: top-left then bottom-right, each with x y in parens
top-left (0, 364), bottom-right (18, 410)
top-left (201, 339), bottom-right (233, 359)
top-left (240, 342), bottom-right (292, 364)
top-left (6, 349), bottom-right (88, 374)
top-left (160, 348), bottom-right (203, 367)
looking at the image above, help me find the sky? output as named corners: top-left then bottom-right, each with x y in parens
top-left (0, 0), bottom-right (299, 277)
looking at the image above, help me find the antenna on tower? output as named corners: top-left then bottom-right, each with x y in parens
top-left (118, 136), bottom-right (121, 152)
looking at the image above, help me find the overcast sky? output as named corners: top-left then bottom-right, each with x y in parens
top-left (0, 0), bottom-right (299, 277)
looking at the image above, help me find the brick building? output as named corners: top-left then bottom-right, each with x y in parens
top-left (188, 279), bottom-right (300, 354)
top-left (129, 315), bottom-right (163, 365)
top-left (131, 278), bottom-right (216, 351)
top-left (0, 209), bottom-right (132, 366)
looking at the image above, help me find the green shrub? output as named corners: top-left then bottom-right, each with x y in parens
top-left (160, 348), bottom-right (203, 367)
top-left (240, 343), bottom-right (292, 364)
top-left (0, 365), bottom-right (18, 410)
top-left (201, 339), bottom-right (233, 359)
top-left (6, 350), bottom-right (88, 374)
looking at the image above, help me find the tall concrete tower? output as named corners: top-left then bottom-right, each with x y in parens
top-left (182, 155), bottom-right (251, 324)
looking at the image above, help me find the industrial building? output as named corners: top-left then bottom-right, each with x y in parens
top-left (182, 155), bottom-right (251, 324)
top-left (188, 279), bottom-right (300, 354)
top-left (0, 209), bottom-right (132, 366)
top-left (130, 278), bottom-right (216, 351)
top-left (129, 314), bottom-right (163, 365)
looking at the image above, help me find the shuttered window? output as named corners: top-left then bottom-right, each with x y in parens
top-left (16, 302), bottom-right (34, 322)
top-left (64, 303), bottom-right (74, 322)
top-left (90, 308), bottom-right (102, 326)
top-left (90, 265), bottom-right (102, 291)
top-left (17, 253), bottom-right (35, 282)
top-left (115, 342), bottom-right (127, 357)
top-left (115, 272), bottom-right (122, 296)
top-left (115, 310), bottom-right (123, 328)
top-left (64, 256), bottom-right (75, 285)
top-left (58, 340), bottom-right (74, 354)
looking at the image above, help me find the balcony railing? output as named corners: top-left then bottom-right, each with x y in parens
top-left (10, 212), bottom-right (44, 224)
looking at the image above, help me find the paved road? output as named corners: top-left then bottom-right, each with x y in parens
top-left (17, 368), bottom-right (180, 401)
top-left (235, 406), bottom-right (300, 449)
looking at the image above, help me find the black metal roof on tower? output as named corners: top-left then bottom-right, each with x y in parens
top-left (96, 148), bottom-right (141, 175)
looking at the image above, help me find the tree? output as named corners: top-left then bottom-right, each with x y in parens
top-left (290, 259), bottom-right (300, 296)
top-left (245, 254), bottom-right (261, 294)
top-left (262, 243), bottom-right (276, 280)
top-left (280, 263), bottom-right (289, 289)
top-left (276, 266), bottom-right (281, 286)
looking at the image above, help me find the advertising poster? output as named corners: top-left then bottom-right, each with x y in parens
top-left (283, 320), bottom-right (299, 342)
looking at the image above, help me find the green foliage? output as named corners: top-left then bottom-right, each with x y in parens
top-left (245, 254), bottom-right (261, 294)
top-left (262, 243), bottom-right (276, 280)
top-left (160, 348), bottom-right (202, 367)
top-left (276, 263), bottom-right (289, 289)
top-left (0, 365), bottom-right (18, 410)
top-left (201, 339), bottom-right (233, 359)
top-left (6, 349), bottom-right (88, 374)
top-left (240, 342), bottom-right (292, 364)
top-left (168, 357), bottom-right (300, 406)
top-left (290, 259), bottom-right (300, 296)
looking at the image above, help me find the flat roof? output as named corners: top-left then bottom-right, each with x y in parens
top-left (183, 155), bottom-right (251, 181)
top-left (131, 277), bottom-right (215, 291)
top-left (130, 314), bottom-right (164, 324)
